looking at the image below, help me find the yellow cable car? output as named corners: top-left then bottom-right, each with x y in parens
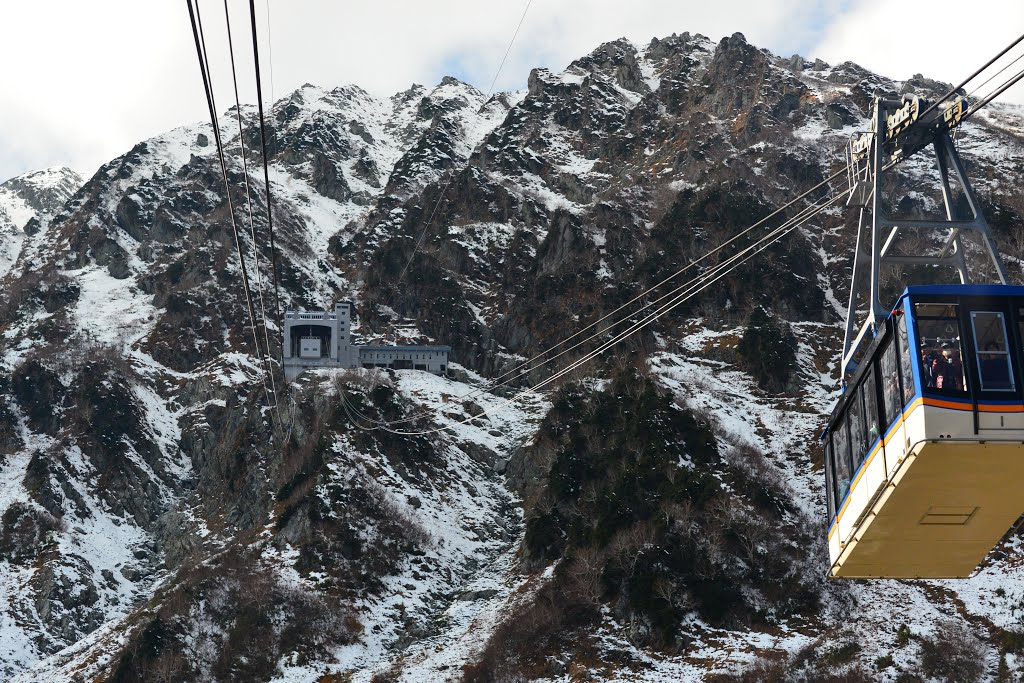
top-left (825, 285), bottom-right (1024, 578)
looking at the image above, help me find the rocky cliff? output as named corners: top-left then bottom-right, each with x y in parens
top-left (0, 166), bottom-right (83, 277)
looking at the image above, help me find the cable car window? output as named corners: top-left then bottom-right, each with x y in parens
top-left (1017, 308), bottom-right (1024, 375)
top-left (916, 303), bottom-right (958, 318)
top-left (862, 366), bottom-right (881, 446)
top-left (971, 311), bottom-right (1014, 392)
top-left (879, 339), bottom-right (901, 426)
top-left (832, 420), bottom-right (852, 504)
top-left (914, 303), bottom-right (966, 393)
top-left (847, 390), bottom-right (867, 468)
top-left (896, 313), bottom-right (915, 406)
top-left (824, 438), bottom-right (836, 521)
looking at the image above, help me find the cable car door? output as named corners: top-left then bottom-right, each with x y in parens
top-left (970, 307), bottom-right (1020, 431)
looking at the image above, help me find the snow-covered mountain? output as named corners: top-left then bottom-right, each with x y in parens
top-left (2, 30), bottom-right (1024, 682)
top-left (0, 166), bottom-right (83, 277)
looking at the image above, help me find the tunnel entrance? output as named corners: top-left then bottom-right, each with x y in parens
top-left (290, 324), bottom-right (332, 359)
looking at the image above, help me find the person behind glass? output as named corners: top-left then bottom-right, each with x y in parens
top-left (932, 342), bottom-right (964, 391)
top-left (921, 343), bottom-right (937, 388)
top-left (886, 370), bottom-right (899, 401)
top-left (902, 362), bottom-right (916, 405)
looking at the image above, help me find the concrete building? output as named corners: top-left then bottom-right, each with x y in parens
top-left (283, 301), bottom-right (450, 380)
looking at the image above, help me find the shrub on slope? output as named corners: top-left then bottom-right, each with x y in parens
top-left (471, 368), bottom-right (820, 678)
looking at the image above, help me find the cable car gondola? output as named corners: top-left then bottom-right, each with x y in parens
top-left (825, 286), bottom-right (1024, 577)
top-left (824, 94), bottom-right (1024, 578)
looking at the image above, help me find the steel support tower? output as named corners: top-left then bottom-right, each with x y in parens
top-left (840, 95), bottom-right (1008, 377)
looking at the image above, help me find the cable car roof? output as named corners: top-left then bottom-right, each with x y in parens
top-left (881, 284), bottom-right (1024, 319)
top-left (898, 283), bottom-right (1024, 298)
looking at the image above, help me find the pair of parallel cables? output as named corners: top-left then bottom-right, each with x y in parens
top-left (341, 179), bottom-right (850, 436)
top-left (186, 0), bottom-right (282, 423)
top-left (183, 1), bottom-right (1024, 437)
top-left (187, 0), bottom-right (534, 423)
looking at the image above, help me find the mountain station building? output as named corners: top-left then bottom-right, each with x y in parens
top-left (282, 301), bottom-right (450, 380)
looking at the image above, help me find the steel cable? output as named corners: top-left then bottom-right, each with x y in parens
top-left (346, 190), bottom-right (847, 436)
top-left (359, 168), bottom-right (848, 428)
top-left (395, 0), bottom-right (534, 285)
top-left (341, 32), bottom-right (1024, 435)
top-left (222, 0), bottom-right (281, 418)
top-left (187, 0), bottom-right (276, 417)
top-left (248, 0), bottom-right (282, 322)
top-left (917, 31), bottom-right (1024, 123)
top-left (964, 65), bottom-right (1024, 121)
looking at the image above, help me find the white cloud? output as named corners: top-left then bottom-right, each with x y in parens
top-left (0, 0), bottom-right (1021, 182)
top-left (810, 0), bottom-right (1024, 102)
top-left (0, 1), bottom-right (199, 181)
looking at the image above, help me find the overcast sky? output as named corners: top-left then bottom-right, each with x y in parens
top-left (0, 0), bottom-right (1021, 183)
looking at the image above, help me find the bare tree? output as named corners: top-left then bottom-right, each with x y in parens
top-left (566, 545), bottom-right (606, 605)
top-left (149, 651), bottom-right (186, 683)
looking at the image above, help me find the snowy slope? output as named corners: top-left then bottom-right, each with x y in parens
top-left (0, 74), bottom-right (524, 681)
top-left (0, 166), bottom-right (82, 278)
